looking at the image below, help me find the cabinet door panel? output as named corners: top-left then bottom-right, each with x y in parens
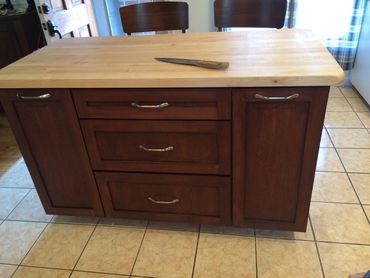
top-left (233, 87), bottom-right (329, 231)
top-left (0, 90), bottom-right (104, 216)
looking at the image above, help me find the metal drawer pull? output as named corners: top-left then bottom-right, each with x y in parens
top-left (148, 197), bottom-right (180, 205)
top-left (139, 145), bottom-right (174, 152)
top-left (255, 93), bottom-right (299, 100)
top-left (16, 93), bottom-right (51, 100)
top-left (131, 102), bottom-right (169, 109)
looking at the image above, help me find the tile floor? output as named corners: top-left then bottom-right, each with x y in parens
top-left (0, 86), bottom-right (369, 278)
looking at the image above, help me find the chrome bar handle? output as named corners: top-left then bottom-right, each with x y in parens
top-left (255, 93), bottom-right (299, 100)
top-left (148, 197), bottom-right (180, 205)
top-left (139, 144), bottom-right (174, 152)
top-left (16, 93), bottom-right (51, 100)
top-left (131, 102), bottom-right (169, 109)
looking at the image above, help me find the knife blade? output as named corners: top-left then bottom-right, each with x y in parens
top-left (155, 57), bottom-right (229, 70)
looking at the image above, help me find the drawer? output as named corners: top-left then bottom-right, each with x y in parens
top-left (72, 88), bottom-right (231, 120)
top-left (81, 120), bottom-right (231, 175)
top-left (96, 172), bottom-right (231, 225)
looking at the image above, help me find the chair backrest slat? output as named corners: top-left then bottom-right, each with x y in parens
top-left (214, 0), bottom-right (287, 30)
top-left (120, 1), bottom-right (189, 35)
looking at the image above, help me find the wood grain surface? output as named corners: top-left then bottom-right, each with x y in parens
top-left (0, 29), bottom-right (343, 89)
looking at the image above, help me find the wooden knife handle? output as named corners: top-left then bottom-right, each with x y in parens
top-left (195, 60), bottom-right (229, 70)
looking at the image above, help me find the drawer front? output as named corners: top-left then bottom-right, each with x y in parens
top-left (96, 172), bottom-right (231, 225)
top-left (81, 120), bottom-right (231, 175)
top-left (72, 88), bottom-right (231, 120)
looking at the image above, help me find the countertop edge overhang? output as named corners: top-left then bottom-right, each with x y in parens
top-left (0, 29), bottom-right (345, 89)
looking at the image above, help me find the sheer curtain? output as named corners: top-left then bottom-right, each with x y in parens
top-left (293, 0), bottom-right (366, 70)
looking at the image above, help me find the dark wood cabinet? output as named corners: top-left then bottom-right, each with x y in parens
top-left (81, 120), bottom-right (231, 175)
top-left (96, 172), bottom-right (231, 225)
top-left (232, 87), bottom-right (329, 231)
top-left (0, 11), bottom-right (43, 69)
top-left (0, 90), bottom-right (104, 216)
top-left (0, 87), bottom-right (329, 230)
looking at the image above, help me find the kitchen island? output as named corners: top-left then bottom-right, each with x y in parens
top-left (0, 30), bottom-right (343, 231)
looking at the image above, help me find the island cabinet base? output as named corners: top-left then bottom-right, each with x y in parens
top-left (0, 87), bottom-right (329, 231)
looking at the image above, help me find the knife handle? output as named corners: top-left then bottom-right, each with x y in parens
top-left (195, 60), bottom-right (229, 70)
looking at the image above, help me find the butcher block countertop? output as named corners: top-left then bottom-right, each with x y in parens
top-left (0, 29), bottom-right (344, 89)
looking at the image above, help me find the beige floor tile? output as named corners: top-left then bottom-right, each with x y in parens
top-left (23, 223), bottom-right (94, 269)
top-left (324, 112), bottom-right (364, 128)
top-left (0, 221), bottom-right (46, 264)
top-left (326, 98), bottom-right (353, 112)
top-left (0, 188), bottom-right (30, 219)
top-left (71, 271), bottom-right (129, 277)
top-left (7, 190), bottom-right (53, 222)
top-left (76, 226), bottom-right (145, 275)
top-left (310, 203), bottom-right (370, 244)
top-left (312, 172), bottom-right (358, 203)
top-left (0, 264), bottom-right (17, 278)
top-left (329, 86), bottom-right (344, 98)
top-left (97, 218), bottom-right (147, 228)
top-left (316, 148), bottom-right (344, 172)
top-left (51, 215), bottom-right (99, 225)
top-left (327, 128), bottom-right (370, 148)
top-left (132, 227), bottom-right (198, 278)
top-left (256, 220), bottom-right (314, 241)
top-left (13, 266), bottom-right (71, 278)
top-left (340, 87), bottom-right (359, 98)
top-left (357, 112), bottom-right (370, 128)
top-left (201, 224), bottom-right (254, 237)
top-left (148, 221), bottom-right (199, 232)
top-left (193, 233), bottom-right (255, 278)
top-left (347, 97), bottom-right (370, 112)
top-left (257, 238), bottom-right (322, 278)
top-left (320, 129), bottom-right (333, 147)
top-left (0, 159), bottom-right (34, 188)
top-left (349, 174), bottom-right (370, 204)
top-left (318, 242), bottom-right (370, 278)
top-left (364, 206), bottom-right (370, 219)
top-left (337, 149), bottom-right (370, 173)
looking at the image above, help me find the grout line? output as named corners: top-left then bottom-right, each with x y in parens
top-left (311, 200), bottom-right (360, 205)
top-left (190, 224), bottom-right (201, 278)
top-left (11, 221), bottom-right (50, 278)
top-left (69, 223), bottom-right (98, 277)
top-left (254, 229), bottom-right (258, 278)
top-left (316, 169), bottom-right (370, 175)
top-left (354, 111), bottom-right (368, 128)
top-left (128, 221), bottom-right (149, 277)
top-left (309, 216), bottom-right (326, 278)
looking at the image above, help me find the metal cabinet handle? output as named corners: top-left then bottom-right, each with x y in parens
top-left (255, 93), bottom-right (299, 100)
top-left (16, 93), bottom-right (51, 100)
top-left (131, 102), bottom-right (169, 109)
top-left (139, 144), bottom-right (174, 152)
top-left (148, 197), bottom-right (180, 205)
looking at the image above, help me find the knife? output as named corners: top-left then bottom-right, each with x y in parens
top-left (155, 57), bottom-right (229, 70)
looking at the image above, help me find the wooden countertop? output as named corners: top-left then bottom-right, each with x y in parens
top-left (0, 29), bottom-right (344, 89)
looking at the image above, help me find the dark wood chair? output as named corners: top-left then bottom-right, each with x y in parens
top-left (119, 1), bottom-right (189, 35)
top-left (214, 0), bottom-right (287, 31)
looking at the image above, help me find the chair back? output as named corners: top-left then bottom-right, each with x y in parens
top-left (120, 1), bottom-right (189, 35)
top-left (214, 0), bottom-right (287, 31)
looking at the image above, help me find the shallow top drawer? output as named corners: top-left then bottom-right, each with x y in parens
top-left (72, 88), bottom-right (231, 120)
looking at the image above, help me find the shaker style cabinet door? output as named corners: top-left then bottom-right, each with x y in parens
top-left (0, 90), bottom-right (104, 216)
top-left (232, 87), bottom-right (329, 231)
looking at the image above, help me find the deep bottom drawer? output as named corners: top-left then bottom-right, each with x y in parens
top-left (96, 172), bottom-right (231, 225)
